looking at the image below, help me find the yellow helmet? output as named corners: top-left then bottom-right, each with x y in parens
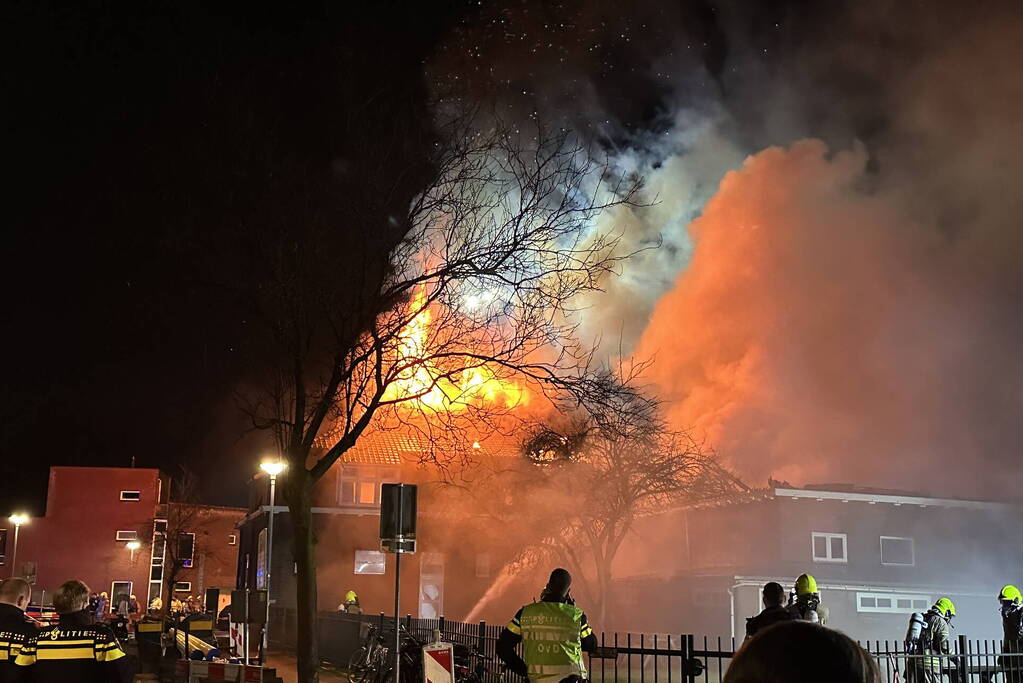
top-left (795, 573), bottom-right (818, 596)
top-left (933, 597), bottom-right (956, 617)
top-left (345, 590), bottom-right (358, 603)
top-left (999, 585), bottom-right (1022, 604)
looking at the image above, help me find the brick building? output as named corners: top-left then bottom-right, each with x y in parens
top-left (2, 466), bottom-right (245, 610)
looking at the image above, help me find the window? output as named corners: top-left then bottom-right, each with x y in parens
top-left (228, 534), bottom-right (237, 546)
top-left (339, 466), bottom-right (400, 506)
top-left (119, 490), bottom-right (141, 501)
top-left (475, 553), bottom-right (491, 578)
top-left (174, 582), bottom-right (191, 592)
top-left (256, 529), bottom-right (267, 589)
top-left (811, 532), bottom-right (847, 563)
top-left (178, 533), bottom-right (195, 568)
top-left (116, 530), bottom-right (138, 542)
top-left (354, 550), bottom-right (386, 575)
top-left (857, 592), bottom-right (929, 613)
top-left (880, 536), bottom-right (915, 566)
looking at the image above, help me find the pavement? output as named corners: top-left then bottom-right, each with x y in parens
top-left (266, 652), bottom-right (348, 683)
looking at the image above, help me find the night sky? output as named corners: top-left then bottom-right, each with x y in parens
top-left (7, 0), bottom-right (1020, 511)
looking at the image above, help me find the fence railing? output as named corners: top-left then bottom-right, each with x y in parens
top-left (270, 609), bottom-right (1023, 683)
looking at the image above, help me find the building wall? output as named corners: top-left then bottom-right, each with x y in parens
top-left (4, 467), bottom-right (243, 609)
top-left (8, 467), bottom-right (165, 602)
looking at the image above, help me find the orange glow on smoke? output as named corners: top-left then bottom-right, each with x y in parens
top-left (382, 289), bottom-right (527, 411)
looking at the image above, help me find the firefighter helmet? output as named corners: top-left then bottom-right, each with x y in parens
top-left (933, 597), bottom-right (956, 618)
top-left (999, 585), bottom-right (1022, 604)
top-left (345, 590), bottom-right (358, 603)
top-left (795, 574), bottom-right (818, 596)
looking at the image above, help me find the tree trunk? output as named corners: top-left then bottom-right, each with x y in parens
top-left (595, 556), bottom-right (611, 627)
top-left (288, 469), bottom-right (320, 683)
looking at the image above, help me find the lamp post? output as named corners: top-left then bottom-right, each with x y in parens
top-left (126, 540), bottom-right (141, 564)
top-left (259, 458), bottom-right (287, 659)
top-left (7, 513), bottom-right (29, 578)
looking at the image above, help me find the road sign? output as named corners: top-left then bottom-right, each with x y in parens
top-left (422, 641), bottom-right (455, 683)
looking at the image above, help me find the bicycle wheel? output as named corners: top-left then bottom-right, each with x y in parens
top-left (348, 646), bottom-right (370, 683)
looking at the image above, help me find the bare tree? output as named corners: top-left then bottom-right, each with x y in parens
top-left (520, 383), bottom-right (747, 625)
top-left (238, 113), bottom-right (643, 681)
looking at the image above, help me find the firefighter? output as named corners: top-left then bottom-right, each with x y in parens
top-left (496, 568), bottom-right (598, 683)
top-left (15, 579), bottom-right (133, 683)
top-left (0, 578), bottom-right (37, 680)
top-left (999, 585), bottom-right (1023, 681)
top-left (918, 598), bottom-right (955, 683)
top-left (788, 574), bottom-right (826, 624)
top-left (340, 590), bottom-right (362, 615)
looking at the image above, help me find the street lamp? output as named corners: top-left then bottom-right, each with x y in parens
top-left (258, 458), bottom-right (287, 659)
top-left (7, 513), bottom-right (29, 578)
top-left (126, 540), bottom-right (142, 564)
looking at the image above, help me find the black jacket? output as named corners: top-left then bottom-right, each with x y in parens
top-left (0, 603), bottom-right (37, 682)
top-left (745, 605), bottom-right (795, 639)
top-left (14, 610), bottom-right (133, 683)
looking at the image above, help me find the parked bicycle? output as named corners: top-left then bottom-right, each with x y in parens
top-left (348, 623), bottom-right (389, 683)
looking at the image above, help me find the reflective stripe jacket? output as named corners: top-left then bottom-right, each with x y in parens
top-left (922, 610), bottom-right (951, 673)
top-left (509, 602), bottom-right (592, 683)
top-left (15, 610), bottom-right (133, 683)
top-left (0, 603), bottom-right (37, 681)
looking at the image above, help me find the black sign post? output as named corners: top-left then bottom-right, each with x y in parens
top-left (380, 484), bottom-right (417, 683)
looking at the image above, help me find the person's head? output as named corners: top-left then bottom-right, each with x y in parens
top-left (762, 582), bottom-right (786, 608)
top-left (541, 568), bottom-right (572, 602)
top-left (100, 591), bottom-right (108, 599)
top-left (0, 577), bottom-right (32, 611)
top-left (53, 580), bottom-right (91, 615)
top-left (726, 621), bottom-right (880, 683)
top-left (130, 594), bottom-right (137, 601)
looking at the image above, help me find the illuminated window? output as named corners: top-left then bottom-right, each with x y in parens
top-left (338, 466), bottom-right (399, 506)
top-left (811, 532), bottom-right (847, 563)
top-left (880, 536), bottom-right (914, 566)
top-left (354, 550), bottom-right (385, 575)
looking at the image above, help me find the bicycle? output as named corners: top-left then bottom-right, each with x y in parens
top-left (348, 624), bottom-right (389, 683)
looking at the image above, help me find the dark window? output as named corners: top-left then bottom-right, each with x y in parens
top-left (120, 491), bottom-right (141, 501)
top-left (174, 582), bottom-right (191, 592)
top-left (178, 533), bottom-right (195, 567)
top-left (880, 537), bottom-right (915, 566)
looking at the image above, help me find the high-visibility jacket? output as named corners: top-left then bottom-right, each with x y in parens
top-left (509, 601), bottom-right (592, 683)
top-left (15, 610), bottom-right (133, 683)
top-left (0, 603), bottom-right (37, 680)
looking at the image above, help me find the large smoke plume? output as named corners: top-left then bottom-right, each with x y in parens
top-left (432, 0), bottom-right (1023, 497)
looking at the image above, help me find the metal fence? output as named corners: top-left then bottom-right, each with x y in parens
top-left (276, 610), bottom-right (1023, 683)
top-left (857, 635), bottom-right (1023, 683)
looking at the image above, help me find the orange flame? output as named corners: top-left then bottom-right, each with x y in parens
top-left (383, 290), bottom-right (528, 411)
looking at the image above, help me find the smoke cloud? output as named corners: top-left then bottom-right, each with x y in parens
top-left (432, 0), bottom-right (1023, 497)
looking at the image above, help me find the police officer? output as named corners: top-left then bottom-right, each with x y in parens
top-left (496, 568), bottom-right (597, 683)
top-left (998, 586), bottom-right (1023, 681)
top-left (787, 574), bottom-right (827, 624)
top-left (0, 578), bottom-right (37, 681)
top-left (15, 579), bottom-right (133, 683)
top-left (745, 581), bottom-right (795, 640)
